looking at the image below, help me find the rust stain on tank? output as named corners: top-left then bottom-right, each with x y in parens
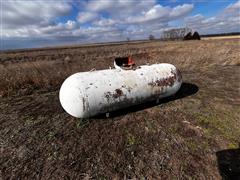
top-left (148, 76), bottom-right (175, 87)
top-left (170, 68), bottom-right (182, 82)
top-left (121, 85), bottom-right (132, 93)
top-left (113, 89), bottom-right (123, 98)
top-left (82, 97), bottom-right (90, 112)
top-left (104, 89), bottom-right (125, 101)
top-left (104, 91), bottom-right (111, 100)
top-left (82, 97), bottom-right (86, 112)
top-left (148, 69), bottom-right (181, 88)
top-left (176, 69), bottom-right (182, 82)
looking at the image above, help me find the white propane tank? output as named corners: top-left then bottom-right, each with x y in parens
top-left (59, 63), bottom-right (182, 118)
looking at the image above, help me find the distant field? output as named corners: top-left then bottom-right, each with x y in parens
top-left (202, 35), bottom-right (240, 40)
top-left (0, 38), bottom-right (240, 179)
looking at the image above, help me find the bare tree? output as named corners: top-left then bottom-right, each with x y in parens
top-left (162, 27), bottom-right (192, 40)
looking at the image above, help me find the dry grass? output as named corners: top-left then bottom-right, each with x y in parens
top-left (0, 38), bottom-right (239, 179)
top-left (202, 35), bottom-right (240, 40)
top-left (0, 38), bottom-right (239, 97)
top-left (0, 60), bottom-right (73, 97)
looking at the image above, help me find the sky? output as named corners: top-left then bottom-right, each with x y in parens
top-left (1, 0), bottom-right (240, 50)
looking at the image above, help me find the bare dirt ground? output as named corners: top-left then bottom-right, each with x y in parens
top-left (0, 39), bottom-right (240, 179)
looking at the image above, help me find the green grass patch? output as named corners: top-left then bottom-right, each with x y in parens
top-left (127, 133), bottom-right (138, 146)
top-left (193, 108), bottom-right (240, 145)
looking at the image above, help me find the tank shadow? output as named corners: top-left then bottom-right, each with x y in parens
top-left (93, 82), bottom-right (199, 119)
top-left (216, 148), bottom-right (240, 179)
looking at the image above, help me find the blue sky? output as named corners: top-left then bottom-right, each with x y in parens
top-left (1, 0), bottom-right (240, 50)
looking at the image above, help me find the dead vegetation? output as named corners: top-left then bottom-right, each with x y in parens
top-left (0, 38), bottom-right (240, 179)
top-left (0, 39), bottom-right (239, 97)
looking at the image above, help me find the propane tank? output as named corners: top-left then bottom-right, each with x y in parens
top-left (59, 63), bottom-right (182, 118)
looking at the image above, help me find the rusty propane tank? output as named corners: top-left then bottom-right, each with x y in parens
top-left (59, 63), bottom-right (182, 118)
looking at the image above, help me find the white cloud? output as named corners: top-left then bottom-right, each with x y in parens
top-left (225, 0), bottom-right (240, 13)
top-left (3, 1), bottom-right (71, 28)
top-left (65, 20), bottom-right (78, 30)
top-left (170, 4), bottom-right (194, 18)
top-left (1, 1), bottom-right (194, 49)
top-left (184, 14), bottom-right (204, 23)
top-left (76, 2), bottom-right (193, 41)
top-left (86, 0), bottom-right (156, 15)
top-left (77, 0), bottom-right (193, 25)
top-left (2, 0), bottom-right (78, 39)
top-left (127, 5), bottom-right (170, 23)
top-left (92, 18), bottom-right (116, 27)
top-left (184, 1), bottom-right (240, 34)
top-left (79, 0), bottom-right (156, 22)
top-left (126, 4), bottom-right (193, 24)
top-left (86, 0), bottom-right (115, 12)
top-left (2, 0), bottom-right (239, 50)
top-left (77, 12), bottom-right (98, 23)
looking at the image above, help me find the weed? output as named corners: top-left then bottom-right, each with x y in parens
top-left (185, 139), bottom-right (198, 151)
top-left (76, 119), bottom-right (90, 129)
top-left (194, 109), bottom-right (240, 144)
top-left (228, 142), bottom-right (238, 149)
top-left (127, 133), bottom-right (137, 146)
top-left (145, 121), bottom-right (156, 133)
top-left (47, 151), bottom-right (59, 160)
top-left (24, 116), bottom-right (35, 126)
top-left (47, 131), bottom-right (56, 140)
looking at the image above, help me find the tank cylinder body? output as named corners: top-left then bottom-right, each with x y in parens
top-left (59, 63), bottom-right (182, 118)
